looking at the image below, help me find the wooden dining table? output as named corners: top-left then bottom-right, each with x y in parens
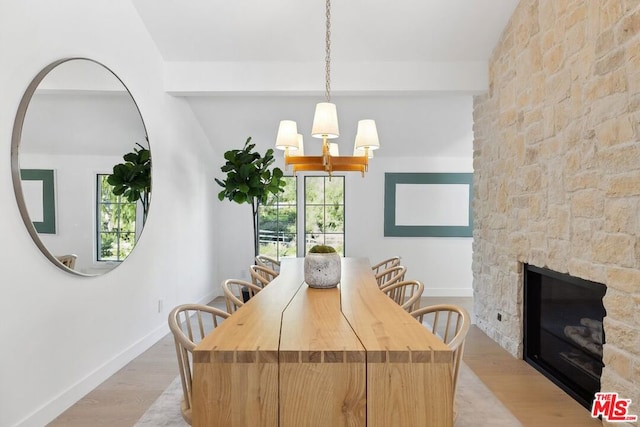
top-left (192, 257), bottom-right (453, 426)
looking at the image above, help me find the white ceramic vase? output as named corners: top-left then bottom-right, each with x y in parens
top-left (304, 252), bottom-right (341, 288)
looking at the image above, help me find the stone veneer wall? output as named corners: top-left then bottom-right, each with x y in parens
top-left (472, 0), bottom-right (640, 419)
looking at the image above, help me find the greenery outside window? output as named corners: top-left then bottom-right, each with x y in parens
top-left (258, 176), bottom-right (297, 260)
top-left (97, 174), bottom-right (137, 261)
top-left (305, 176), bottom-right (345, 256)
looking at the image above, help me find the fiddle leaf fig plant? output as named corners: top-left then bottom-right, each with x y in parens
top-left (215, 137), bottom-right (286, 257)
top-left (107, 142), bottom-right (151, 222)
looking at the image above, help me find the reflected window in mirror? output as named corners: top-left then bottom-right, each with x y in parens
top-left (97, 174), bottom-right (137, 262)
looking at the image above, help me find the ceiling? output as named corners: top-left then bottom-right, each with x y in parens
top-left (131, 0), bottom-right (519, 63)
top-left (129, 0), bottom-right (520, 158)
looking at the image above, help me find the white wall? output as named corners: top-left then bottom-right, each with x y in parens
top-left (0, 1), bottom-right (219, 426)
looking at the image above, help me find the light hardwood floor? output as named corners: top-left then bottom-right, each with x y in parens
top-left (48, 297), bottom-right (600, 426)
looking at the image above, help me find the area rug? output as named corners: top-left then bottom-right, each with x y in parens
top-left (135, 362), bottom-right (521, 426)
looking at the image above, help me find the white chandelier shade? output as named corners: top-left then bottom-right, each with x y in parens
top-left (311, 102), bottom-right (340, 139)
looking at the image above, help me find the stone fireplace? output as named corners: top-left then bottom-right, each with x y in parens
top-left (472, 0), bottom-right (640, 416)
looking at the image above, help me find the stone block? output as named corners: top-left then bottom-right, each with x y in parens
top-left (595, 47), bottom-right (626, 76)
top-left (615, 6), bottom-right (640, 44)
top-left (543, 44), bottom-right (564, 73)
top-left (548, 205), bottom-right (570, 239)
top-left (545, 68), bottom-right (571, 102)
top-left (590, 93), bottom-right (631, 125)
top-left (604, 288), bottom-right (637, 323)
top-left (540, 26), bottom-right (556, 53)
top-left (595, 116), bottom-right (634, 148)
top-left (604, 317), bottom-right (640, 355)
top-left (568, 258), bottom-right (607, 284)
top-left (570, 217), bottom-right (594, 255)
top-left (565, 20), bottom-right (587, 56)
top-left (604, 197), bottom-right (637, 234)
top-left (603, 346), bottom-right (633, 379)
top-left (566, 171), bottom-right (600, 192)
top-left (599, 0), bottom-right (625, 30)
top-left (607, 266), bottom-right (640, 293)
top-left (592, 232), bottom-right (636, 267)
top-left (586, 70), bottom-right (629, 102)
top-left (571, 188), bottom-right (604, 218)
top-left (568, 45), bottom-right (596, 81)
top-left (606, 171), bottom-right (640, 197)
top-left (564, 2), bottom-right (588, 29)
top-left (553, 98), bottom-right (573, 133)
top-left (547, 239), bottom-right (570, 270)
top-left (599, 142), bottom-right (640, 172)
top-left (629, 70), bottom-right (640, 96)
top-left (596, 29), bottom-right (615, 58)
top-left (628, 36), bottom-right (640, 70)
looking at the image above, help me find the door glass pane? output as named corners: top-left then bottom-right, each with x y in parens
top-left (304, 177), bottom-right (324, 204)
top-left (305, 205), bottom-right (325, 234)
top-left (304, 176), bottom-right (345, 256)
top-left (258, 176), bottom-right (297, 260)
top-left (325, 205), bottom-right (344, 232)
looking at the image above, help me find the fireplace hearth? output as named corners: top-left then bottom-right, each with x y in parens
top-left (524, 264), bottom-right (606, 409)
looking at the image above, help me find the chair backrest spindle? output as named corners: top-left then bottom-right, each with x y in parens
top-left (222, 279), bottom-right (262, 314)
top-left (168, 304), bottom-right (230, 424)
top-left (410, 304), bottom-right (471, 406)
top-left (249, 264), bottom-right (278, 288)
top-left (381, 279), bottom-right (424, 312)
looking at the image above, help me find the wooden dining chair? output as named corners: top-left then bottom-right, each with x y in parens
top-left (410, 304), bottom-right (471, 418)
top-left (168, 304), bottom-right (229, 425)
top-left (376, 265), bottom-right (406, 289)
top-left (371, 256), bottom-right (400, 276)
top-left (56, 254), bottom-right (77, 269)
top-left (255, 254), bottom-right (281, 273)
top-left (249, 264), bottom-right (278, 288)
top-left (221, 279), bottom-right (262, 314)
top-left (381, 279), bottom-right (424, 312)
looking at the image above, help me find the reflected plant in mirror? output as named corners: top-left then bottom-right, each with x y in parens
top-left (11, 58), bottom-right (150, 276)
top-left (107, 141), bottom-right (152, 221)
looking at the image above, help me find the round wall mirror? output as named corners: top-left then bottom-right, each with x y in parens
top-left (11, 58), bottom-right (151, 276)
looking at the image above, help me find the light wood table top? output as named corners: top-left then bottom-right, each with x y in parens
top-left (192, 257), bottom-right (453, 426)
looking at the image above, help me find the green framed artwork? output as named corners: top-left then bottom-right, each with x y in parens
top-left (20, 169), bottom-right (56, 234)
top-left (384, 172), bottom-right (473, 237)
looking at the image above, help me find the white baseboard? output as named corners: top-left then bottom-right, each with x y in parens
top-left (18, 290), bottom-right (221, 426)
top-left (197, 290), bottom-right (219, 305)
top-left (14, 321), bottom-right (170, 427)
top-left (422, 288), bottom-right (473, 297)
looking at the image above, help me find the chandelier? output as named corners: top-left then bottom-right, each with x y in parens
top-left (275, 0), bottom-right (380, 177)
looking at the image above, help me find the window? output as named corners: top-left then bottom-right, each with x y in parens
top-left (97, 174), bottom-right (137, 261)
top-left (258, 175), bottom-right (346, 259)
top-left (305, 176), bottom-right (345, 256)
top-left (258, 176), bottom-right (297, 259)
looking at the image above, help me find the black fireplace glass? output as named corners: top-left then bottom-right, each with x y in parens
top-left (524, 264), bottom-right (606, 409)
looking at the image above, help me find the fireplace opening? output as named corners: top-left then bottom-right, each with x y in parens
top-left (524, 264), bottom-right (606, 409)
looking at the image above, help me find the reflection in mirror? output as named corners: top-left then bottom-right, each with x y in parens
top-left (12, 58), bottom-right (150, 276)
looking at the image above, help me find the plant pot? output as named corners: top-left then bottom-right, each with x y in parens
top-left (304, 252), bottom-right (341, 288)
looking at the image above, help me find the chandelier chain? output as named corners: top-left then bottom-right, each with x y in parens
top-left (324, 0), bottom-right (331, 102)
